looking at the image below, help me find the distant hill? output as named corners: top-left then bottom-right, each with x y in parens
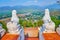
top-left (0, 4), bottom-right (60, 16)
top-left (0, 3), bottom-right (60, 11)
top-left (45, 4), bottom-right (60, 10)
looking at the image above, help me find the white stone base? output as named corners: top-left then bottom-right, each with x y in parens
top-left (56, 27), bottom-right (60, 35)
top-left (43, 29), bottom-right (56, 33)
top-left (0, 29), bottom-right (6, 37)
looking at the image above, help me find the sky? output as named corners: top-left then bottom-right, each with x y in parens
top-left (0, 0), bottom-right (58, 7)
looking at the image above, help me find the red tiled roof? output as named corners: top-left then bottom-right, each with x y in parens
top-left (43, 33), bottom-right (60, 40)
top-left (1, 33), bottom-right (19, 40)
top-left (1, 33), bottom-right (60, 40)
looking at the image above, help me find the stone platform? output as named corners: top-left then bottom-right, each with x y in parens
top-left (1, 33), bottom-right (60, 40)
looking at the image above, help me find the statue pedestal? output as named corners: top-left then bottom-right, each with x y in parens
top-left (56, 25), bottom-right (60, 35)
top-left (43, 29), bottom-right (55, 33)
top-left (0, 29), bottom-right (6, 37)
top-left (43, 22), bottom-right (55, 33)
top-left (0, 24), bottom-right (6, 38)
top-left (7, 22), bottom-right (21, 34)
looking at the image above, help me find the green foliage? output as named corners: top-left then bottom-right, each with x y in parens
top-left (26, 20), bottom-right (33, 27)
top-left (53, 20), bottom-right (60, 29)
top-left (51, 16), bottom-right (57, 20)
top-left (37, 20), bottom-right (43, 27)
top-left (19, 18), bottom-right (43, 28)
top-left (0, 21), bottom-right (7, 31)
top-left (19, 19), bottom-right (34, 28)
top-left (21, 15), bottom-right (60, 29)
top-left (51, 16), bottom-right (60, 29)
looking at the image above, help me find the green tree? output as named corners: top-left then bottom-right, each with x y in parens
top-left (0, 21), bottom-right (7, 31)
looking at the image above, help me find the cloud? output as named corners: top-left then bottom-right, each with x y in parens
top-left (22, 0), bottom-right (56, 7)
top-left (22, 1), bottom-right (38, 6)
top-left (0, 0), bottom-right (57, 7)
top-left (34, 0), bottom-right (38, 3)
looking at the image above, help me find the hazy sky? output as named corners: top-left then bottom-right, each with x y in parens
top-left (0, 0), bottom-right (57, 7)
